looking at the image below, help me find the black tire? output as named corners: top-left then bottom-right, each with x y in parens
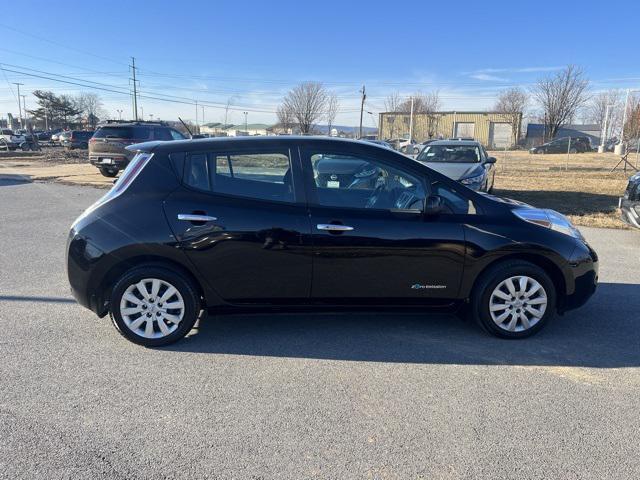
top-left (109, 265), bottom-right (201, 347)
top-left (470, 260), bottom-right (556, 339)
top-left (99, 167), bottom-right (118, 177)
top-left (80, 142), bottom-right (88, 149)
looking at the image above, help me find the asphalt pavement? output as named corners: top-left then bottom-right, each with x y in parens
top-left (1, 177), bottom-right (639, 479)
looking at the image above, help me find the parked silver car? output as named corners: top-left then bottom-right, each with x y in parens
top-left (415, 140), bottom-right (496, 192)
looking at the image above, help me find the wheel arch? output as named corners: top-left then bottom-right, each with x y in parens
top-left (95, 255), bottom-right (207, 317)
top-left (466, 253), bottom-right (568, 309)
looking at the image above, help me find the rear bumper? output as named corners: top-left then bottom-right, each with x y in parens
top-left (89, 155), bottom-right (129, 170)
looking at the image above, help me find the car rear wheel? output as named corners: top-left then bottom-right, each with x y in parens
top-left (569, 147), bottom-right (577, 154)
top-left (109, 266), bottom-right (201, 346)
top-left (98, 167), bottom-right (118, 177)
top-left (471, 260), bottom-right (556, 338)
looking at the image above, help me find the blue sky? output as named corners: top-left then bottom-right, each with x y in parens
top-left (1, 0), bottom-right (639, 126)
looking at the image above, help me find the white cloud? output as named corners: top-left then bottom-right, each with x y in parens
top-left (470, 73), bottom-right (509, 82)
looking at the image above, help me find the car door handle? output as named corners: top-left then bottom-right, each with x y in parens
top-left (177, 214), bottom-right (217, 222)
top-left (316, 224), bottom-right (354, 232)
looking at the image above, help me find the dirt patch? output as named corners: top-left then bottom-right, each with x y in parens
top-left (0, 145), bottom-right (116, 187)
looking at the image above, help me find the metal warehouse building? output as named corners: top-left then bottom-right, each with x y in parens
top-left (378, 111), bottom-right (522, 148)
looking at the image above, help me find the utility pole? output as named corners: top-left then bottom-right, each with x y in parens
top-left (408, 96), bottom-right (415, 141)
top-left (359, 85), bottom-right (366, 139)
top-left (20, 95), bottom-right (27, 127)
top-left (195, 101), bottom-right (199, 133)
top-left (243, 111), bottom-right (248, 135)
top-left (130, 57), bottom-right (139, 121)
top-left (599, 104), bottom-right (612, 153)
top-left (13, 83), bottom-right (24, 128)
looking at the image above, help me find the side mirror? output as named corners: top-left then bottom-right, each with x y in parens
top-left (424, 195), bottom-right (443, 215)
top-left (485, 156), bottom-right (497, 164)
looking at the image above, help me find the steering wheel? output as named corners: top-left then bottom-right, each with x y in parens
top-left (394, 189), bottom-right (422, 210)
top-left (365, 182), bottom-right (385, 208)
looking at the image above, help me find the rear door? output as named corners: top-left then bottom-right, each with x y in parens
top-left (163, 142), bottom-right (313, 303)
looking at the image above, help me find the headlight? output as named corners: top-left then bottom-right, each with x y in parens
top-left (513, 208), bottom-right (584, 240)
top-left (460, 172), bottom-right (485, 185)
top-left (354, 166), bottom-right (378, 178)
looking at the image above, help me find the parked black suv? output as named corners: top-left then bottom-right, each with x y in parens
top-left (67, 137), bottom-right (598, 346)
top-left (529, 136), bottom-right (592, 154)
top-left (61, 130), bottom-right (95, 150)
top-left (89, 121), bottom-right (186, 177)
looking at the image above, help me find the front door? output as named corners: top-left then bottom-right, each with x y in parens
top-left (301, 145), bottom-right (467, 302)
top-left (163, 145), bottom-right (313, 303)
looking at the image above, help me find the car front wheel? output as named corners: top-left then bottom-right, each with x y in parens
top-left (109, 266), bottom-right (201, 346)
top-left (471, 261), bottom-right (556, 338)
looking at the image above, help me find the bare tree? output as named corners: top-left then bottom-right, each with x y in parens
top-left (399, 91), bottom-right (441, 114)
top-left (276, 104), bottom-right (295, 134)
top-left (588, 90), bottom-right (621, 141)
top-left (531, 65), bottom-right (589, 140)
top-left (75, 92), bottom-right (105, 128)
top-left (325, 93), bottom-right (339, 135)
top-left (623, 94), bottom-right (640, 143)
top-left (280, 82), bottom-right (329, 134)
top-left (397, 91), bottom-right (442, 139)
top-left (494, 87), bottom-right (528, 144)
top-left (384, 91), bottom-right (402, 112)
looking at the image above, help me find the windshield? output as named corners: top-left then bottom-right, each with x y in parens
top-left (417, 145), bottom-right (481, 163)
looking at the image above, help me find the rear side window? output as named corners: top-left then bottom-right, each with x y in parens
top-left (153, 128), bottom-right (173, 141)
top-left (184, 150), bottom-right (293, 203)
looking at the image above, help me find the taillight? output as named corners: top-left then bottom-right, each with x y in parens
top-left (113, 152), bottom-right (153, 194)
top-left (89, 138), bottom-right (96, 143)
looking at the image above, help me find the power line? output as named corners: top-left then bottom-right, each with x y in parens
top-left (0, 23), bottom-right (128, 67)
top-left (0, 65), bottom-right (362, 115)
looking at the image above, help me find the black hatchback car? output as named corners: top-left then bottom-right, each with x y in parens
top-left (529, 136), bottom-right (592, 154)
top-left (67, 137), bottom-right (598, 346)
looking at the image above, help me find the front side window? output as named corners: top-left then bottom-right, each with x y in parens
top-left (417, 145), bottom-right (481, 163)
top-left (184, 150), bottom-right (294, 203)
top-left (310, 153), bottom-right (426, 211)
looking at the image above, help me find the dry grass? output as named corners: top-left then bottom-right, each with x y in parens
top-left (489, 151), bottom-right (636, 229)
top-left (1, 148), bottom-right (637, 229)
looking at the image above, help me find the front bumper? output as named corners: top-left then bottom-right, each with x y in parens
top-left (560, 241), bottom-right (599, 313)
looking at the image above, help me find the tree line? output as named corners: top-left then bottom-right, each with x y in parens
top-left (26, 90), bottom-right (107, 130)
top-left (381, 65), bottom-right (639, 145)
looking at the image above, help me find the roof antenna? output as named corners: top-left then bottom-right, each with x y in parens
top-left (178, 117), bottom-right (193, 138)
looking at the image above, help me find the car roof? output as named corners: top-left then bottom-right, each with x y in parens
top-left (427, 139), bottom-right (481, 147)
top-left (96, 122), bottom-right (167, 128)
top-left (128, 135), bottom-right (380, 154)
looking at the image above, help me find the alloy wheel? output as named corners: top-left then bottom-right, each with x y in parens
top-left (489, 275), bottom-right (547, 332)
top-left (119, 278), bottom-right (185, 339)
